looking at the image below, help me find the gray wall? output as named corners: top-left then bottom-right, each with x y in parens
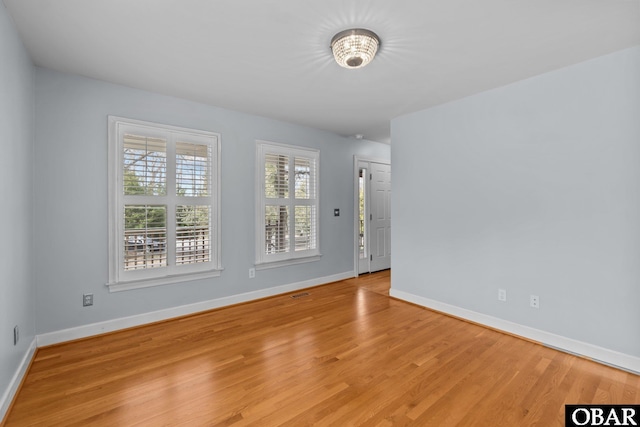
top-left (34, 67), bottom-right (390, 334)
top-left (391, 46), bottom-right (640, 357)
top-left (0, 2), bottom-right (35, 415)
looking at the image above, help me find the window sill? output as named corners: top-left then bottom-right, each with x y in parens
top-left (255, 254), bottom-right (322, 271)
top-left (107, 268), bottom-right (223, 292)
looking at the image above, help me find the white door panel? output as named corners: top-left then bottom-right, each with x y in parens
top-left (369, 163), bottom-right (391, 272)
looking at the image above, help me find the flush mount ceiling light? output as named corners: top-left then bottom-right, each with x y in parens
top-left (331, 28), bottom-right (380, 69)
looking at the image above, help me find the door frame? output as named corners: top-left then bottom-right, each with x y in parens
top-left (353, 156), bottom-right (391, 277)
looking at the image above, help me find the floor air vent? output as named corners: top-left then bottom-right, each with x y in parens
top-left (290, 292), bottom-right (310, 299)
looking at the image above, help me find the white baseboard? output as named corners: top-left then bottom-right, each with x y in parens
top-left (37, 271), bottom-right (353, 347)
top-left (390, 288), bottom-right (640, 375)
top-left (1, 338), bottom-right (37, 423)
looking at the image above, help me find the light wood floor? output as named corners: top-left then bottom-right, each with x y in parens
top-left (4, 270), bottom-right (639, 426)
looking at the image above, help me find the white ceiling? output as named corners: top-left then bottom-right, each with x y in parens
top-left (4, 0), bottom-right (639, 143)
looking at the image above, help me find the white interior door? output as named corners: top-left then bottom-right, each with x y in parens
top-left (355, 159), bottom-right (390, 274)
top-left (369, 162), bottom-right (391, 272)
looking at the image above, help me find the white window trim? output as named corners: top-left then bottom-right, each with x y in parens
top-left (107, 116), bottom-right (222, 292)
top-left (255, 140), bottom-right (321, 268)
top-left (254, 255), bottom-right (322, 271)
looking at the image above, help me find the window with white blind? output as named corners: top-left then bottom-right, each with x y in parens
top-left (256, 141), bottom-right (320, 268)
top-left (108, 116), bottom-right (221, 291)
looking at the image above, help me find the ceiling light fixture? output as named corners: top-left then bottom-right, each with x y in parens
top-left (331, 28), bottom-right (380, 69)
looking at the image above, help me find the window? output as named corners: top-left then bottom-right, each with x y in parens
top-left (108, 117), bottom-right (221, 291)
top-left (255, 141), bottom-right (320, 268)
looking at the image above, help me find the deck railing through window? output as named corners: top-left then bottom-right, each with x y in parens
top-left (124, 226), bottom-right (210, 270)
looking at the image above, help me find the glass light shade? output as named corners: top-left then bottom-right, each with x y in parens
top-left (331, 29), bottom-right (380, 69)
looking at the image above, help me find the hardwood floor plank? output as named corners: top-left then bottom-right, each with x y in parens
top-left (3, 271), bottom-right (638, 426)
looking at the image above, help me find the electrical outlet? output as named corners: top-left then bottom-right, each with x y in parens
top-left (249, 268), bottom-right (255, 279)
top-left (498, 289), bottom-right (507, 302)
top-left (14, 325), bottom-right (19, 345)
top-left (530, 295), bottom-right (539, 309)
top-left (83, 293), bottom-right (94, 307)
